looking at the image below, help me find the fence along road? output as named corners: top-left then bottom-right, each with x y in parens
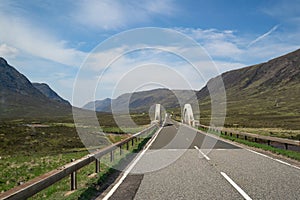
top-left (0, 125), bottom-right (157, 200)
top-left (100, 117), bottom-right (300, 200)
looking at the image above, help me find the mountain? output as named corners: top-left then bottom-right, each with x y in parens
top-left (0, 57), bottom-right (71, 119)
top-left (83, 88), bottom-right (196, 113)
top-left (196, 49), bottom-right (300, 129)
top-left (33, 83), bottom-right (70, 105)
top-left (84, 98), bottom-right (111, 112)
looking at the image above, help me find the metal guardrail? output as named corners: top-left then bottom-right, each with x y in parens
top-left (198, 124), bottom-right (300, 149)
top-left (0, 124), bottom-right (157, 200)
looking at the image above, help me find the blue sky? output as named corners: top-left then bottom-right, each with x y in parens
top-left (0, 0), bottom-right (299, 106)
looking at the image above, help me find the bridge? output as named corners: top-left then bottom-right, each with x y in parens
top-left (1, 104), bottom-right (300, 200)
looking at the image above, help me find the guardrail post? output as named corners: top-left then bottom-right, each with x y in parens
top-left (255, 138), bottom-right (257, 142)
top-left (245, 136), bottom-right (247, 140)
top-left (132, 138), bottom-right (134, 146)
top-left (267, 140), bottom-right (271, 146)
top-left (95, 159), bottom-right (100, 173)
top-left (70, 159), bottom-right (77, 191)
top-left (120, 145), bottom-right (122, 155)
top-left (230, 132), bottom-right (232, 137)
top-left (284, 143), bottom-right (288, 150)
top-left (126, 142), bottom-right (129, 150)
top-left (110, 151), bottom-right (114, 162)
top-left (236, 134), bottom-right (239, 138)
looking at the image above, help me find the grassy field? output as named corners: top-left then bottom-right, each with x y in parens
top-left (0, 112), bottom-right (152, 197)
top-left (232, 127), bottom-right (300, 140)
top-left (28, 133), bottom-right (154, 200)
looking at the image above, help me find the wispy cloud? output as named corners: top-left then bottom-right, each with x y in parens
top-left (247, 25), bottom-right (279, 48)
top-left (0, 44), bottom-right (19, 58)
top-left (72, 0), bottom-right (177, 30)
top-left (0, 15), bottom-right (86, 67)
top-left (0, 1), bottom-right (86, 67)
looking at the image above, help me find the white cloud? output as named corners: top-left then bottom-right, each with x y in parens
top-left (0, 44), bottom-right (19, 58)
top-left (176, 27), bottom-right (300, 66)
top-left (72, 0), bottom-right (177, 30)
top-left (175, 28), bottom-right (243, 59)
top-left (247, 25), bottom-right (279, 47)
top-left (0, 13), bottom-right (86, 67)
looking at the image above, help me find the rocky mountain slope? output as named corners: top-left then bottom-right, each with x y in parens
top-left (0, 57), bottom-right (71, 119)
top-left (196, 49), bottom-right (300, 129)
top-left (33, 83), bottom-right (70, 105)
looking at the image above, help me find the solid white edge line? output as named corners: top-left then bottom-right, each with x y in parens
top-left (102, 125), bottom-right (164, 200)
top-left (194, 146), bottom-right (210, 161)
top-left (220, 172), bottom-right (252, 200)
top-left (183, 124), bottom-right (300, 171)
top-left (246, 149), bottom-right (300, 170)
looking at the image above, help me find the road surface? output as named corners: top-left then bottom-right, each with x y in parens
top-left (99, 118), bottom-right (300, 200)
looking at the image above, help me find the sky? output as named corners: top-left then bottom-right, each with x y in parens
top-left (0, 0), bottom-right (299, 107)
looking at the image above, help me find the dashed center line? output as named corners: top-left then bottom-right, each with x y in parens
top-left (220, 172), bottom-right (252, 200)
top-left (194, 146), bottom-right (210, 160)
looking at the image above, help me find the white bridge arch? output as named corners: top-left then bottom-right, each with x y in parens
top-left (151, 104), bottom-right (162, 125)
top-left (182, 104), bottom-right (196, 126)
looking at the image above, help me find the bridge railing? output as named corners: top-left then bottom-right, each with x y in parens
top-left (198, 124), bottom-right (300, 150)
top-left (0, 124), bottom-right (157, 200)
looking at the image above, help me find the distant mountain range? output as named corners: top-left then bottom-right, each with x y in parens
top-left (84, 49), bottom-right (300, 129)
top-left (0, 57), bottom-right (71, 119)
top-left (1, 48), bottom-right (300, 129)
top-left (83, 89), bottom-right (196, 113)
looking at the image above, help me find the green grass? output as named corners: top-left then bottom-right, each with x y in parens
top-left (196, 84), bottom-right (300, 130)
top-left (29, 129), bottom-right (155, 200)
top-left (0, 151), bottom-right (88, 193)
top-left (1, 126), bottom-right (156, 199)
top-left (0, 112), bottom-right (154, 199)
top-left (232, 127), bottom-right (300, 140)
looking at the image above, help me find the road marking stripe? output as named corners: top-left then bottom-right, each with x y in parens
top-left (246, 149), bottom-right (300, 170)
top-left (102, 126), bottom-right (163, 200)
top-left (220, 172), bottom-right (252, 200)
top-left (183, 124), bottom-right (300, 171)
top-left (194, 146), bottom-right (210, 160)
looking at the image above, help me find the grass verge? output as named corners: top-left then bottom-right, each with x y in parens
top-left (1, 127), bottom-right (156, 199)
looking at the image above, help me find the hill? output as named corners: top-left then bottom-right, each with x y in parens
top-left (0, 57), bottom-right (72, 119)
top-left (33, 83), bottom-right (70, 105)
top-left (83, 88), bottom-right (196, 113)
top-left (196, 49), bottom-right (300, 129)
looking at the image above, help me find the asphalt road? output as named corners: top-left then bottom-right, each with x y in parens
top-left (100, 118), bottom-right (300, 200)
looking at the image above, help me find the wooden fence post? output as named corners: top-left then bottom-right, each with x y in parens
top-left (95, 159), bottom-right (100, 173)
top-left (110, 151), bottom-right (114, 162)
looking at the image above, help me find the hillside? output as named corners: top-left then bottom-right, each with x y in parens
top-left (83, 88), bottom-right (196, 113)
top-left (0, 57), bottom-right (72, 119)
top-left (196, 49), bottom-right (300, 129)
top-left (33, 83), bottom-right (70, 105)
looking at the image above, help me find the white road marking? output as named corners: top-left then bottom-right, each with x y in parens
top-left (246, 149), bottom-right (300, 170)
top-left (194, 146), bottom-right (210, 161)
top-left (102, 125), bottom-right (163, 200)
top-left (220, 172), bottom-right (252, 200)
top-left (184, 124), bottom-right (300, 171)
